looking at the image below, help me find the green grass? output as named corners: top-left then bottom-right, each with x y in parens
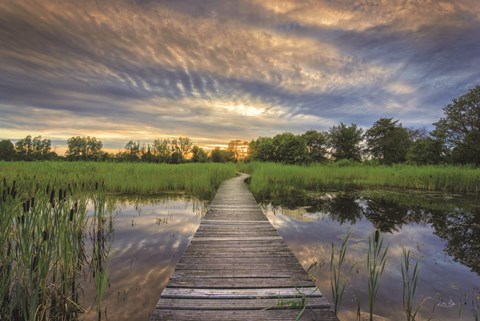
top-left (238, 162), bottom-right (480, 198)
top-left (0, 162), bottom-right (236, 200)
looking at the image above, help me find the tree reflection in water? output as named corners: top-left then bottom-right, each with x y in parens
top-left (262, 190), bottom-right (480, 276)
top-left (264, 191), bottom-right (480, 320)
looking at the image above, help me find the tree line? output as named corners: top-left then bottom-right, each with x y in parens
top-left (1, 85), bottom-right (479, 165)
top-left (0, 135), bottom-right (249, 164)
top-left (249, 85), bottom-right (480, 165)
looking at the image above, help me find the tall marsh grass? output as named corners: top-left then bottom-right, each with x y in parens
top-left (0, 162), bottom-right (236, 199)
top-left (0, 177), bottom-right (111, 321)
top-left (238, 162), bottom-right (480, 198)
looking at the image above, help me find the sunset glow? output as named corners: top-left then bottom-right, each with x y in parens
top-left (1, 0), bottom-right (479, 150)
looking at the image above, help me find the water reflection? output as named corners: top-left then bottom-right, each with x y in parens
top-left (80, 195), bottom-right (206, 321)
top-left (262, 191), bottom-right (480, 321)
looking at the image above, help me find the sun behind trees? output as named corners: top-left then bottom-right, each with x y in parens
top-left (1, 85), bottom-right (479, 165)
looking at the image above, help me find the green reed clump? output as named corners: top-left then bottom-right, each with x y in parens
top-left (0, 175), bottom-right (111, 321)
top-left (401, 247), bottom-right (429, 321)
top-left (0, 162), bottom-right (236, 200)
top-left (238, 162), bottom-right (480, 198)
top-left (330, 233), bottom-right (354, 315)
top-left (90, 191), bottom-right (113, 321)
top-left (367, 230), bottom-right (388, 321)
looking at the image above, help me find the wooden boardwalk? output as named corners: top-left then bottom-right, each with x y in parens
top-left (150, 174), bottom-right (337, 321)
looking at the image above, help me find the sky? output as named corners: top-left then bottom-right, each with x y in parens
top-left (1, 0), bottom-right (479, 152)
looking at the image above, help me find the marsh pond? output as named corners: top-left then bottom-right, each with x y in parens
top-left (2, 187), bottom-right (479, 321)
top-left (69, 189), bottom-right (480, 321)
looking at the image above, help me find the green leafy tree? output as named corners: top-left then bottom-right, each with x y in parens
top-left (0, 139), bottom-right (15, 161)
top-left (364, 118), bottom-right (411, 164)
top-left (85, 137), bottom-right (103, 161)
top-left (227, 140), bottom-right (249, 162)
top-left (14, 135), bottom-right (55, 160)
top-left (140, 144), bottom-right (154, 162)
top-left (271, 132), bottom-right (307, 164)
top-left (210, 147), bottom-right (227, 163)
top-left (66, 136), bottom-right (103, 161)
top-left (152, 139), bottom-right (171, 163)
top-left (124, 140), bottom-right (141, 162)
top-left (302, 130), bottom-right (328, 162)
top-left (328, 123), bottom-right (363, 161)
top-left (434, 85), bottom-right (480, 164)
top-left (249, 137), bottom-right (274, 162)
top-left (178, 137), bottom-right (193, 159)
top-left (15, 135), bottom-right (33, 160)
top-left (169, 151), bottom-right (184, 164)
top-left (407, 137), bottom-right (443, 165)
top-left (191, 145), bottom-right (208, 163)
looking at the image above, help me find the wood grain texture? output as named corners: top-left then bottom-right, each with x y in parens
top-left (150, 174), bottom-right (337, 321)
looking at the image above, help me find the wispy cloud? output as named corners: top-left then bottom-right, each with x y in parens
top-left (1, 0), bottom-right (479, 149)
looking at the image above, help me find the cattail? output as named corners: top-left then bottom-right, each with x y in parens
top-left (50, 189), bottom-right (55, 208)
top-left (32, 255), bottom-right (38, 271)
top-left (63, 189), bottom-right (67, 200)
top-left (73, 201), bottom-right (78, 213)
top-left (69, 209), bottom-right (74, 221)
top-left (46, 183), bottom-right (50, 194)
top-left (95, 182), bottom-right (99, 190)
top-left (30, 197), bottom-right (35, 209)
top-left (42, 230), bottom-right (49, 241)
top-left (58, 188), bottom-right (63, 202)
top-left (374, 229), bottom-right (380, 243)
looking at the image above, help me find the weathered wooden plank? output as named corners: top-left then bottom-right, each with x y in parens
top-left (168, 277), bottom-right (314, 288)
top-left (201, 220), bottom-right (272, 224)
top-left (178, 257), bottom-right (301, 265)
top-left (171, 271), bottom-right (311, 278)
top-left (190, 236), bottom-right (283, 241)
top-left (181, 253), bottom-right (296, 259)
top-left (160, 287), bottom-right (322, 299)
top-left (150, 309), bottom-right (338, 321)
top-left (156, 297), bottom-right (330, 310)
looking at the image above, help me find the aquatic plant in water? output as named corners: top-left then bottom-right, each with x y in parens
top-left (0, 176), bottom-right (111, 321)
top-left (367, 230), bottom-right (388, 321)
top-left (330, 232), bottom-right (354, 315)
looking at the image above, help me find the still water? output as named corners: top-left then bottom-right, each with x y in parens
top-left (78, 191), bottom-right (479, 321)
top-left (79, 195), bottom-right (207, 321)
top-left (262, 191), bottom-right (480, 321)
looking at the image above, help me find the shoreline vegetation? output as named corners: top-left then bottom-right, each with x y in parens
top-left (238, 162), bottom-right (480, 197)
top-left (0, 162), bottom-right (236, 200)
top-left (1, 161), bottom-right (479, 199)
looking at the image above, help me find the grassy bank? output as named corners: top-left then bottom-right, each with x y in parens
top-left (0, 162), bottom-right (236, 200)
top-left (238, 162), bottom-right (480, 198)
